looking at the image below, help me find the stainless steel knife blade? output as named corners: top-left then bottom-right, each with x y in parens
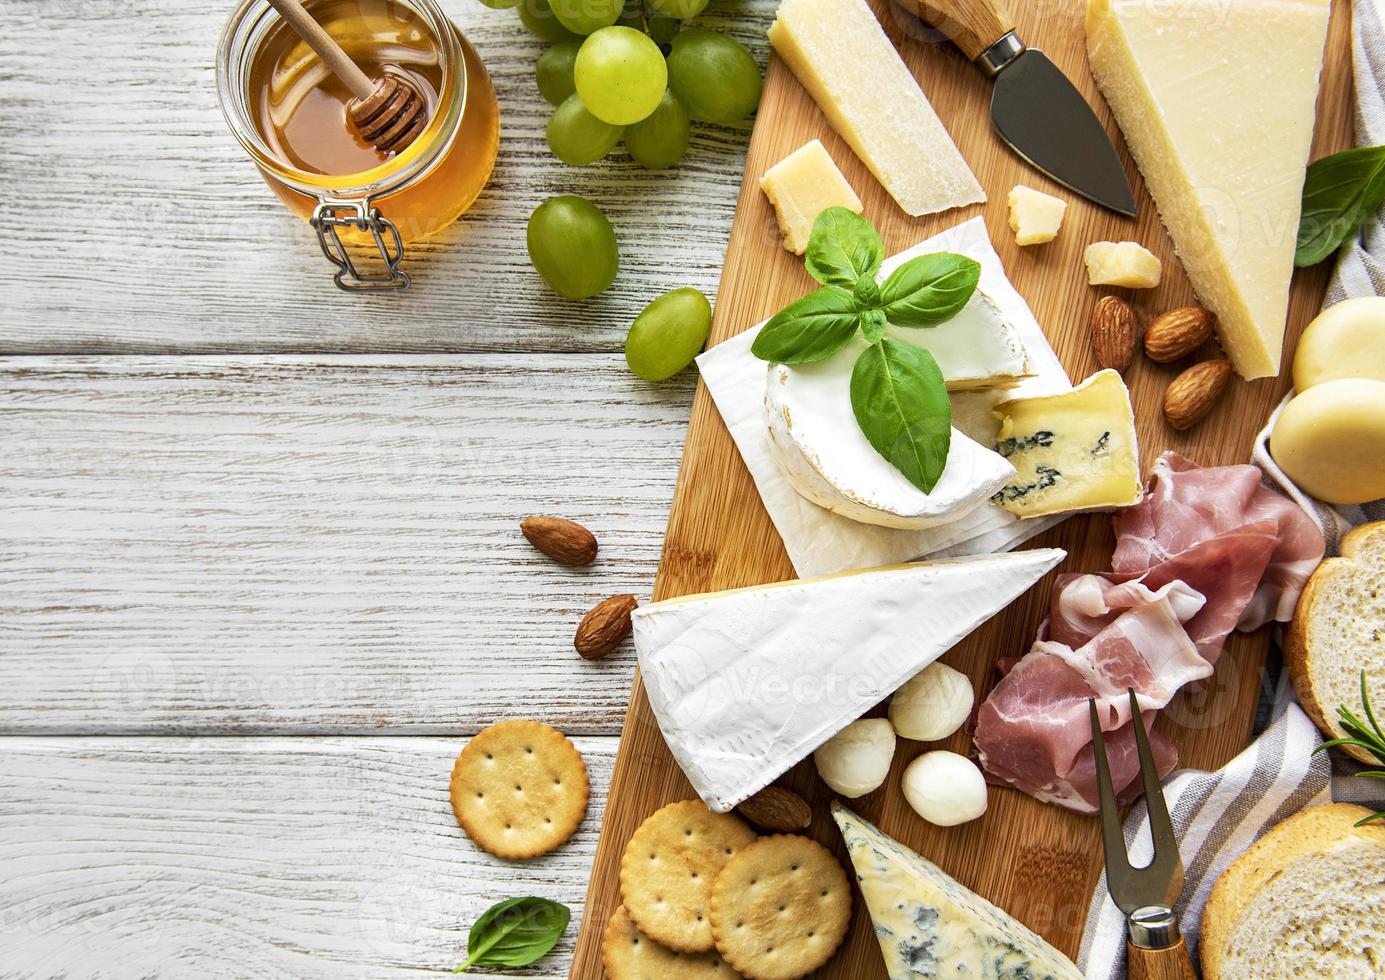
top-left (990, 47), bottom-right (1136, 216)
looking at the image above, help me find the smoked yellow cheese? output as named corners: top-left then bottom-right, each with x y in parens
top-left (768, 0), bottom-right (984, 217)
top-left (1293, 296), bottom-right (1385, 390)
top-left (1270, 378), bottom-right (1385, 505)
top-left (759, 140), bottom-right (863, 254)
top-left (1087, 0), bottom-right (1331, 379)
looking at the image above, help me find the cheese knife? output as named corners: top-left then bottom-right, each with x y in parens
top-left (900, 0), bottom-right (1137, 216)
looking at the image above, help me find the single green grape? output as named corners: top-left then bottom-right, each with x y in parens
top-left (536, 40), bottom-right (582, 105)
top-left (518, 0), bottom-right (580, 43)
top-left (550, 0), bottom-right (623, 35)
top-left (546, 94), bottom-right (624, 165)
top-left (625, 287), bottom-right (712, 381)
top-left (574, 27), bottom-right (668, 126)
top-left (666, 29), bottom-right (762, 123)
top-left (527, 195), bottom-right (619, 299)
top-left (476, 0), bottom-right (521, 8)
top-left (624, 89), bottom-right (690, 169)
top-left (646, 0), bottom-right (708, 18)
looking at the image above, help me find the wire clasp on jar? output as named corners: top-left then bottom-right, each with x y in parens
top-left (310, 199), bottom-right (411, 291)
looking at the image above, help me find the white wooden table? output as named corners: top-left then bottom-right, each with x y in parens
top-left (0, 2), bottom-right (772, 974)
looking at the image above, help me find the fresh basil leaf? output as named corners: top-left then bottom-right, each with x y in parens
top-left (859, 308), bottom-right (887, 344)
top-left (750, 286), bottom-right (860, 364)
top-left (852, 273), bottom-right (881, 310)
top-left (1296, 145), bottom-right (1385, 267)
top-left (455, 897), bottom-right (570, 972)
top-left (878, 253), bottom-right (981, 327)
top-left (850, 338), bottom-right (952, 494)
top-left (805, 207), bottom-right (883, 287)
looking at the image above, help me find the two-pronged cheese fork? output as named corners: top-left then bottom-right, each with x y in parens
top-left (1089, 690), bottom-right (1197, 980)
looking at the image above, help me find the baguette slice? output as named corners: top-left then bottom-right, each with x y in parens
top-left (1287, 521), bottom-right (1385, 765)
top-left (1200, 803), bottom-right (1385, 980)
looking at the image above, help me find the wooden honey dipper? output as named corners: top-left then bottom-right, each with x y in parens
top-left (265, 0), bottom-right (429, 154)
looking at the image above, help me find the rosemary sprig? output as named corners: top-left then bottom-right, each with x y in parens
top-left (1312, 670), bottom-right (1385, 826)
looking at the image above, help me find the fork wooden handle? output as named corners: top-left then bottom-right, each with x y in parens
top-left (1127, 937), bottom-right (1199, 980)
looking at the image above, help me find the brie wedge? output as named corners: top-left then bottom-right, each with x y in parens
top-left (763, 290), bottom-right (1028, 530)
top-left (635, 550), bottom-right (1066, 812)
top-left (833, 803), bottom-right (1083, 979)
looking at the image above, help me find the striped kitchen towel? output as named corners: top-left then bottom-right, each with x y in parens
top-left (1080, 1), bottom-right (1385, 975)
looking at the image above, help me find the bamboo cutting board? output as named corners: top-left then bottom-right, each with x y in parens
top-left (572, 2), bottom-right (1354, 974)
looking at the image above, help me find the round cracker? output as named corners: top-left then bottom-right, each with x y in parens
top-left (449, 720), bottom-right (588, 859)
top-left (602, 904), bottom-right (744, 979)
top-left (620, 800), bottom-right (757, 953)
top-left (709, 835), bottom-right (851, 980)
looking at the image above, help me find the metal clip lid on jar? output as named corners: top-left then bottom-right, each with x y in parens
top-left (216, 0), bottom-right (499, 291)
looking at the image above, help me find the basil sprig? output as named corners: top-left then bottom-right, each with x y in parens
top-left (751, 208), bottom-right (980, 494)
top-left (1296, 145), bottom-right (1385, 267)
top-left (454, 897), bottom-right (570, 972)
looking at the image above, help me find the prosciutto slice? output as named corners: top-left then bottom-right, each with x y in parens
top-left (974, 453), bottom-right (1325, 814)
top-left (1112, 452), bottom-right (1324, 630)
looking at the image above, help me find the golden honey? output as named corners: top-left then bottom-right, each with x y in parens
top-left (218, 0), bottom-right (500, 285)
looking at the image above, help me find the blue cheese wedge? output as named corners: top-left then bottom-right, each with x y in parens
top-left (991, 369), bottom-right (1142, 518)
top-left (634, 550), bottom-right (1065, 812)
top-left (832, 803), bottom-right (1083, 979)
top-left (763, 290), bottom-right (1030, 529)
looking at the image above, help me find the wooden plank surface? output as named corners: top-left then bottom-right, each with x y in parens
top-left (0, 0), bottom-right (772, 354)
top-left (0, 356), bottom-right (688, 733)
top-left (0, 736), bottom-right (613, 978)
top-left (572, 1), bottom-right (1356, 974)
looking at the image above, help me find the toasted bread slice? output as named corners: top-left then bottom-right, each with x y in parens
top-left (1200, 803), bottom-right (1385, 979)
top-left (1287, 521), bottom-right (1385, 765)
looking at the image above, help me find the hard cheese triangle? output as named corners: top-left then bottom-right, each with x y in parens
top-left (1087, 0), bottom-right (1331, 379)
top-left (634, 550), bottom-right (1065, 812)
top-left (832, 803), bottom-right (1083, 980)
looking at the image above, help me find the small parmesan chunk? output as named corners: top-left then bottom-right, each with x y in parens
top-left (759, 140), bottom-right (863, 254)
top-left (1084, 240), bottom-right (1162, 288)
top-left (1007, 185), bottom-right (1067, 246)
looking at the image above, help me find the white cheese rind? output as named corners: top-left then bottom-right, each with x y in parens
top-left (1087, 0), bottom-right (1330, 378)
top-left (763, 287), bottom-right (1029, 529)
top-left (832, 802), bottom-right (1084, 979)
top-left (635, 550), bottom-right (1066, 812)
top-left (768, 0), bottom-right (985, 217)
top-left (765, 360), bottom-right (1014, 529)
top-left (760, 140), bottom-right (864, 255)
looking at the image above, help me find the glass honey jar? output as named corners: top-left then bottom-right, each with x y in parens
top-left (217, 0), bottom-right (499, 289)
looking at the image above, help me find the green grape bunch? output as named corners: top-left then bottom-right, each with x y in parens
top-left (479, 0), bottom-right (763, 170)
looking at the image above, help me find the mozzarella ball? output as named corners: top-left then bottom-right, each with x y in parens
top-left (813, 718), bottom-right (895, 798)
top-left (901, 751), bottom-right (987, 827)
top-left (889, 662), bottom-right (975, 741)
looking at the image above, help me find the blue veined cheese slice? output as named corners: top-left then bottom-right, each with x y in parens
top-left (634, 550), bottom-right (1065, 812)
top-left (991, 369), bottom-right (1142, 519)
top-left (832, 802), bottom-right (1084, 979)
top-left (764, 292), bottom-right (1028, 530)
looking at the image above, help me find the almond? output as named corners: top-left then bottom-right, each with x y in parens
top-left (574, 594), bottom-right (638, 660)
top-left (1090, 295), bottom-right (1140, 372)
top-left (1144, 307), bottom-right (1216, 362)
top-left (521, 515), bottom-right (598, 566)
top-left (735, 785), bottom-right (813, 832)
top-left (1163, 359), bottom-right (1233, 430)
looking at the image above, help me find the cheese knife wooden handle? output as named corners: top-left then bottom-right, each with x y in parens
top-left (909, 0), bottom-right (1016, 63)
top-left (1126, 937), bottom-right (1199, 980)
